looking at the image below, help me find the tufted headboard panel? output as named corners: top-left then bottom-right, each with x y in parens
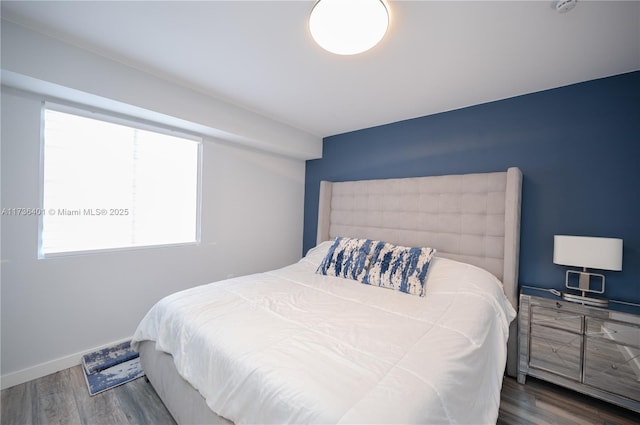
top-left (316, 167), bottom-right (523, 376)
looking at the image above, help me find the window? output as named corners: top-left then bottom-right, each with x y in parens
top-left (40, 104), bottom-right (201, 257)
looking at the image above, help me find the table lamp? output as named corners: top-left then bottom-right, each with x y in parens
top-left (553, 235), bottom-right (623, 307)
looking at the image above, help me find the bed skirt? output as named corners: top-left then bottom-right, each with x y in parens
top-left (138, 340), bottom-right (233, 425)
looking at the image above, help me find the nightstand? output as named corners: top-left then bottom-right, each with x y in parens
top-left (518, 287), bottom-right (640, 413)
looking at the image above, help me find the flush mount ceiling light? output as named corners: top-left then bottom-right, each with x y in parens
top-left (556, 0), bottom-right (577, 13)
top-left (309, 0), bottom-right (390, 55)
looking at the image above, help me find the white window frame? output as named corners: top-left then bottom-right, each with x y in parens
top-left (38, 101), bottom-right (203, 258)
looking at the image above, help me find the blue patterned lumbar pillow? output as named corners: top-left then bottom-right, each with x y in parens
top-left (316, 237), bottom-right (375, 281)
top-left (364, 242), bottom-right (436, 296)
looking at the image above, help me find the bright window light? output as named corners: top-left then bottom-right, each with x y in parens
top-left (40, 105), bottom-right (201, 257)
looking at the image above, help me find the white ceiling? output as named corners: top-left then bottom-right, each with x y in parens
top-left (2, 1), bottom-right (639, 138)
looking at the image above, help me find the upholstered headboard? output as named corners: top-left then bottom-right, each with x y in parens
top-left (316, 167), bottom-right (523, 376)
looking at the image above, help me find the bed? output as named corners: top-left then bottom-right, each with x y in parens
top-left (132, 167), bottom-right (523, 424)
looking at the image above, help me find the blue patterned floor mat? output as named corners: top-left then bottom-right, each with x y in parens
top-left (82, 340), bottom-right (144, 396)
top-left (82, 340), bottom-right (139, 374)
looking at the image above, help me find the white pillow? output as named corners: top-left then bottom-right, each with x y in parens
top-left (301, 240), bottom-right (335, 268)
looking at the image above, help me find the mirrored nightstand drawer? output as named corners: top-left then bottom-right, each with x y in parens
top-left (531, 305), bottom-right (583, 333)
top-left (585, 317), bottom-right (640, 348)
top-left (584, 337), bottom-right (640, 402)
top-left (530, 324), bottom-right (582, 381)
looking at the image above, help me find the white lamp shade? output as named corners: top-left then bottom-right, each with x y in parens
top-left (553, 235), bottom-right (623, 271)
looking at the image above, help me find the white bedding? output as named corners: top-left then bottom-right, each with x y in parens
top-left (132, 242), bottom-right (516, 424)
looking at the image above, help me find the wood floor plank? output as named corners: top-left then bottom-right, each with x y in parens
top-left (0, 365), bottom-right (175, 425)
top-left (2, 368), bottom-right (639, 425)
top-left (67, 365), bottom-right (131, 425)
top-left (114, 374), bottom-right (176, 425)
top-left (498, 377), bottom-right (640, 425)
top-left (1, 380), bottom-right (33, 425)
top-left (33, 369), bottom-right (83, 425)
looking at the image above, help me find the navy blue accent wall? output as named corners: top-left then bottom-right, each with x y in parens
top-left (304, 71), bottom-right (640, 303)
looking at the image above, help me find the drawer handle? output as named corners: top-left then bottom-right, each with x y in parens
top-left (552, 348), bottom-right (558, 353)
top-left (611, 363), bottom-right (618, 370)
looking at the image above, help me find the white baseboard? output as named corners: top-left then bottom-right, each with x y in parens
top-left (1, 336), bottom-right (132, 390)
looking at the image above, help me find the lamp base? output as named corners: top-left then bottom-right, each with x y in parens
top-left (565, 269), bottom-right (605, 294)
top-left (562, 292), bottom-right (609, 307)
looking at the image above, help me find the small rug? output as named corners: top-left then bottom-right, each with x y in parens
top-left (82, 340), bottom-right (145, 396)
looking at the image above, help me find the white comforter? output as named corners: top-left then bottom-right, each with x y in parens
top-left (132, 242), bottom-right (516, 424)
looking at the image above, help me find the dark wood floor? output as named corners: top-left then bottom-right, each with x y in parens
top-left (2, 366), bottom-right (639, 424)
top-left (1, 365), bottom-right (175, 425)
top-left (498, 377), bottom-right (639, 425)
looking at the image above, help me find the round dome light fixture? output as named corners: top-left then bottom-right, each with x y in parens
top-left (309, 0), bottom-right (390, 55)
top-left (556, 0), bottom-right (577, 13)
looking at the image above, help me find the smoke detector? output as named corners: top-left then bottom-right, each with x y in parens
top-left (556, 0), bottom-right (577, 13)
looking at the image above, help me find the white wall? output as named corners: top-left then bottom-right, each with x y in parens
top-left (0, 88), bottom-right (306, 388)
top-left (1, 21), bottom-right (310, 389)
top-left (1, 19), bottom-right (322, 160)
